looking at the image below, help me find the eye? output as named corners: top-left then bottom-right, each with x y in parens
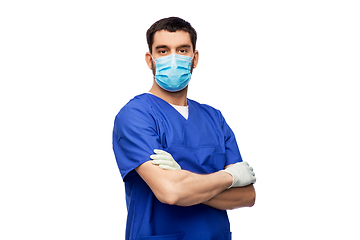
top-left (178, 49), bottom-right (186, 54)
top-left (159, 50), bottom-right (167, 54)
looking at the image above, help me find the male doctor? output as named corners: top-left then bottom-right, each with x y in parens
top-left (113, 17), bottom-right (256, 240)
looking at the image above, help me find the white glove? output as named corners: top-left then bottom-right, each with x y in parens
top-left (150, 149), bottom-right (181, 170)
top-left (222, 162), bottom-right (256, 188)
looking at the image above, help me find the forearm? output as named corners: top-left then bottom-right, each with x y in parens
top-left (173, 169), bottom-right (233, 206)
top-left (136, 161), bottom-right (233, 206)
top-left (203, 184), bottom-right (256, 210)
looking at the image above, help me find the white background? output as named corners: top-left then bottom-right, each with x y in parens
top-left (1, 0), bottom-right (359, 239)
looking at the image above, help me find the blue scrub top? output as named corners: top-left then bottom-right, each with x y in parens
top-left (113, 93), bottom-right (243, 240)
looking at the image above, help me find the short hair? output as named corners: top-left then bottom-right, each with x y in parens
top-left (146, 17), bottom-right (197, 54)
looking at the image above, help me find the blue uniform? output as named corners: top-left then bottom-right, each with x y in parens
top-left (113, 93), bottom-right (243, 240)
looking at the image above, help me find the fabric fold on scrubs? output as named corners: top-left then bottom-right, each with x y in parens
top-left (113, 93), bottom-right (243, 240)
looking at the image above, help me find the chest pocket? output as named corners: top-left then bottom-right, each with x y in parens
top-left (211, 152), bottom-right (227, 171)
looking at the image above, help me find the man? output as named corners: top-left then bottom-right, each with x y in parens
top-left (113, 17), bottom-right (256, 240)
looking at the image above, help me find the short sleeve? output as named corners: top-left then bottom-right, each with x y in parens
top-left (220, 112), bottom-right (243, 166)
top-left (112, 102), bottom-right (162, 181)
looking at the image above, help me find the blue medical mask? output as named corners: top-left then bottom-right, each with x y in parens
top-left (152, 54), bottom-right (193, 92)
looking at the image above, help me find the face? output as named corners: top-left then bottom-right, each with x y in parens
top-left (146, 30), bottom-right (199, 75)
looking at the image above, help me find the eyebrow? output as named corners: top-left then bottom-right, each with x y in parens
top-left (155, 45), bottom-right (169, 50)
top-left (155, 44), bottom-right (192, 50)
top-left (177, 44), bottom-right (191, 49)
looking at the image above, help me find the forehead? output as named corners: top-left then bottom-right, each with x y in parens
top-left (152, 30), bottom-right (192, 50)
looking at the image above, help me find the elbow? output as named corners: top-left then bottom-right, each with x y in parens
top-left (248, 186), bottom-right (256, 207)
top-left (161, 195), bottom-right (180, 206)
top-left (157, 190), bottom-right (180, 206)
top-left (248, 197), bottom-right (255, 208)
top-left (154, 184), bottom-right (181, 206)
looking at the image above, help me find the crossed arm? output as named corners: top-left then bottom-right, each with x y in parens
top-left (203, 184), bottom-right (255, 210)
top-left (135, 161), bottom-right (256, 210)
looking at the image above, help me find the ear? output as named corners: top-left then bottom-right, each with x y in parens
top-left (145, 52), bottom-right (153, 70)
top-left (192, 50), bottom-right (199, 68)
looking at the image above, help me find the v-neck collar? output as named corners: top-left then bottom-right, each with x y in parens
top-left (170, 104), bottom-right (189, 120)
top-left (146, 93), bottom-right (191, 121)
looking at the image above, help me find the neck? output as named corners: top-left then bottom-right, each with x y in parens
top-left (149, 81), bottom-right (188, 106)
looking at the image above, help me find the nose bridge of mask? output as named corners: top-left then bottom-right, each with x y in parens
top-left (152, 53), bottom-right (193, 66)
top-left (170, 54), bottom-right (177, 69)
top-left (152, 54), bottom-right (191, 75)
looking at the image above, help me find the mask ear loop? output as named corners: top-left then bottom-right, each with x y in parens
top-left (150, 55), bottom-right (156, 80)
top-left (190, 53), bottom-right (196, 70)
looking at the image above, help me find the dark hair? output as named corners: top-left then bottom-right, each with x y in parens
top-left (146, 17), bottom-right (197, 54)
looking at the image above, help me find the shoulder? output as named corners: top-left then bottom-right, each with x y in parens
top-left (116, 94), bottom-right (155, 119)
top-left (119, 93), bottom-right (153, 111)
top-left (114, 94), bottom-right (158, 133)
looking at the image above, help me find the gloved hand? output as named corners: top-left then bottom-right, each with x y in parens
top-left (222, 162), bottom-right (256, 188)
top-left (150, 149), bottom-right (181, 170)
